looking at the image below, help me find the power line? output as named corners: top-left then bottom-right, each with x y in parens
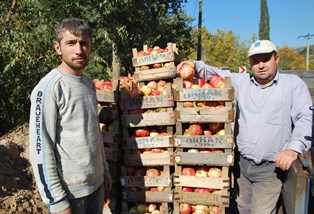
top-left (297, 33), bottom-right (314, 70)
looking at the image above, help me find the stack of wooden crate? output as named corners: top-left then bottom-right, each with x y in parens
top-left (118, 43), bottom-right (179, 213)
top-left (96, 78), bottom-right (122, 213)
top-left (172, 77), bottom-right (236, 214)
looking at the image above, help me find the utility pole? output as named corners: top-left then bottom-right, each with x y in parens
top-left (297, 33), bottom-right (314, 70)
top-left (197, 0), bottom-right (203, 60)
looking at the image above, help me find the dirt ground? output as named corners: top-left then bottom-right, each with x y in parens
top-left (0, 123), bottom-right (48, 214)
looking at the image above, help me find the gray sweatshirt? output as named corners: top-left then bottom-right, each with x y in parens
top-left (29, 68), bottom-right (110, 212)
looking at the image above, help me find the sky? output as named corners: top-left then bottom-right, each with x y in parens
top-left (182, 0), bottom-right (314, 48)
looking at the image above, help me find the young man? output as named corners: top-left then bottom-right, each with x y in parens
top-left (177, 40), bottom-right (312, 214)
top-left (29, 18), bottom-right (112, 214)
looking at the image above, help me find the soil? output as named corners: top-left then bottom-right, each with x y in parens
top-left (0, 123), bottom-right (48, 214)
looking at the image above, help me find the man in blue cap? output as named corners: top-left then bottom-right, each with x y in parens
top-left (177, 40), bottom-right (312, 214)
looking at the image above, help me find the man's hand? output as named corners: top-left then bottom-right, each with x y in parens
top-left (176, 60), bottom-right (194, 74)
top-left (274, 149), bottom-right (298, 171)
top-left (104, 177), bottom-right (112, 196)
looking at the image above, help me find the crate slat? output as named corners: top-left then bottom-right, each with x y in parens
top-left (173, 175), bottom-right (229, 189)
top-left (175, 107), bottom-right (234, 123)
top-left (124, 153), bottom-right (174, 166)
top-left (133, 63), bottom-right (178, 82)
top-left (121, 111), bottom-right (175, 127)
top-left (122, 189), bottom-right (173, 203)
top-left (174, 152), bottom-right (234, 166)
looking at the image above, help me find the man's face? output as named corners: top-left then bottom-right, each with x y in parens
top-left (54, 30), bottom-right (92, 74)
top-left (249, 52), bottom-right (280, 86)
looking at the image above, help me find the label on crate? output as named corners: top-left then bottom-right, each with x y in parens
top-left (175, 135), bottom-right (232, 148)
top-left (120, 176), bottom-right (171, 187)
top-left (124, 136), bottom-right (172, 149)
top-left (122, 190), bottom-right (173, 202)
top-left (174, 192), bottom-right (229, 206)
top-left (176, 88), bottom-right (234, 101)
top-left (133, 52), bottom-right (173, 66)
top-left (120, 95), bottom-right (173, 110)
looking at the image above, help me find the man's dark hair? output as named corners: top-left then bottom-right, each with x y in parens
top-left (55, 18), bottom-right (92, 42)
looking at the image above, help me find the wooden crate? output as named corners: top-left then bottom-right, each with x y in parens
top-left (104, 147), bottom-right (121, 162)
top-left (174, 149), bottom-right (234, 166)
top-left (102, 131), bottom-right (120, 147)
top-left (175, 106), bottom-right (234, 123)
top-left (107, 161), bottom-right (121, 183)
top-left (119, 82), bottom-right (174, 110)
top-left (133, 62), bottom-right (178, 82)
top-left (121, 189), bottom-right (173, 203)
top-left (132, 43), bottom-right (179, 67)
top-left (96, 90), bottom-right (119, 103)
top-left (174, 134), bottom-right (234, 149)
top-left (173, 77), bottom-right (234, 102)
top-left (120, 165), bottom-right (173, 203)
top-left (173, 201), bottom-right (226, 214)
top-left (132, 43), bottom-right (180, 82)
top-left (173, 166), bottom-right (230, 190)
top-left (100, 119), bottom-right (121, 147)
top-left (98, 103), bottom-right (119, 122)
top-left (123, 135), bottom-right (174, 150)
top-left (172, 166), bottom-right (230, 208)
top-left (122, 126), bottom-right (174, 149)
top-left (96, 79), bottom-right (119, 103)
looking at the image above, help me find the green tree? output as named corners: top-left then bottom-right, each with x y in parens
top-left (86, 0), bottom-right (193, 77)
top-left (278, 46), bottom-right (307, 70)
top-left (0, 0), bottom-right (58, 135)
top-left (259, 0), bottom-right (270, 40)
top-left (187, 27), bottom-right (250, 72)
top-left (0, 0), bottom-right (193, 134)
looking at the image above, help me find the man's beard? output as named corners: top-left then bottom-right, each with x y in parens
top-left (65, 57), bottom-right (88, 71)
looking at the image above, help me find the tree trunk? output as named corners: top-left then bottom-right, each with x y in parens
top-left (112, 42), bottom-right (121, 79)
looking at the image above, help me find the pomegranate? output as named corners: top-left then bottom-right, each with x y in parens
top-left (146, 168), bottom-right (160, 176)
top-left (209, 75), bottom-right (225, 88)
top-left (207, 167), bottom-right (222, 178)
top-left (147, 81), bottom-right (157, 90)
top-left (135, 128), bottom-right (150, 137)
top-left (140, 85), bottom-right (152, 96)
top-left (178, 63), bottom-right (195, 81)
top-left (179, 203), bottom-right (192, 214)
top-left (184, 124), bottom-right (203, 136)
top-left (181, 167), bottom-right (196, 176)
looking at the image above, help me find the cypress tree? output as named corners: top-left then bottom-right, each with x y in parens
top-left (259, 0), bottom-right (270, 40)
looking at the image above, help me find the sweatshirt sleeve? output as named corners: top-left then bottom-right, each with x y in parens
top-left (100, 141), bottom-right (111, 179)
top-left (194, 60), bottom-right (232, 81)
top-left (29, 78), bottom-right (70, 213)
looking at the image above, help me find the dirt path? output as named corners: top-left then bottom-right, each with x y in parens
top-left (0, 124), bottom-right (47, 214)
